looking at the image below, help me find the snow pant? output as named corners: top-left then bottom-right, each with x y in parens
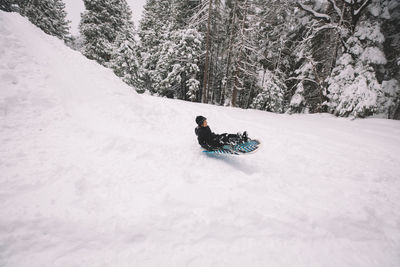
top-left (216, 133), bottom-right (243, 146)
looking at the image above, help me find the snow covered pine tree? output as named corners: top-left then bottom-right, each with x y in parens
top-left (20, 0), bottom-right (70, 41)
top-left (80, 0), bottom-right (135, 66)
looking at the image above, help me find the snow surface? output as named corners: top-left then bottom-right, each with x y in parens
top-left (1, 12), bottom-right (400, 267)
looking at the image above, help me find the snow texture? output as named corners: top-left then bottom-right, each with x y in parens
top-left (360, 47), bottom-right (387, 65)
top-left (1, 12), bottom-right (400, 267)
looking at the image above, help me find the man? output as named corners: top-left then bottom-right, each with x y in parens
top-left (194, 115), bottom-right (247, 150)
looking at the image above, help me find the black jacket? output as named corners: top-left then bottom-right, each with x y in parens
top-left (195, 126), bottom-right (223, 150)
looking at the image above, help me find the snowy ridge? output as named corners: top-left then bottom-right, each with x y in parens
top-left (1, 12), bottom-right (400, 267)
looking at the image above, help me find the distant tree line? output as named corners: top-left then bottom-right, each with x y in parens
top-left (132, 0), bottom-right (400, 119)
top-left (1, 0), bottom-right (399, 119)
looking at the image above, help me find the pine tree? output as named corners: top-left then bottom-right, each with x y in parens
top-left (107, 0), bottom-right (139, 89)
top-left (111, 33), bottom-right (140, 90)
top-left (287, 0), bottom-right (340, 113)
top-left (226, 0), bottom-right (259, 107)
top-left (326, 54), bottom-right (381, 117)
top-left (255, 0), bottom-right (294, 73)
top-left (251, 69), bottom-right (286, 112)
top-left (137, 0), bottom-right (174, 93)
top-left (174, 0), bottom-right (201, 29)
top-left (21, 0), bottom-right (70, 41)
top-left (156, 28), bottom-right (203, 99)
top-left (381, 0), bottom-right (400, 119)
top-left (0, 0), bottom-right (16, 12)
top-left (189, 0), bottom-right (223, 103)
top-left (80, 0), bottom-right (134, 66)
top-left (325, 0), bottom-right (389, 117)
top-left (288, 49), bottom-right (323, 113)
top-left (208, 2), bottom-right (226, 104)
top-left (202, 0), bottom-right (213, 103)
top-left (253, 0), bottom-right (295, 112)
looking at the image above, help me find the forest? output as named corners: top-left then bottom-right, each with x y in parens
top-left (2, 0), bottom-right (399, 119)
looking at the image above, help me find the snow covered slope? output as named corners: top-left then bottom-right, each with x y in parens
top-left (1, 11), bottom-right (400, 267)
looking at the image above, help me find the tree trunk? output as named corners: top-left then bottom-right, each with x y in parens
top-left (231, 71), bottom-right (239, 107)
top-left (201, 0), bottom-right (213, 103)
top-left (222, 0), bottom-right (237, 106)
top-left (230, 0), bottom-right (248, 107)
top-left (393, 101), bottom-right (400, 120)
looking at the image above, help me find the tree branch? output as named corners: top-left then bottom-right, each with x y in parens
top-left (327, 0), bottom-right (342, 19)
top-left (354, 0), bottom-right (371, 15)
top-left (297, 2), bottom-right (331, 22)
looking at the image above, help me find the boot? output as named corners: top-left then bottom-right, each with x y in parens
top-left (242, 131), bottom-right (248, 142)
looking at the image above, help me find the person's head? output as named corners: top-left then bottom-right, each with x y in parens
top-left (195, 116), bottom-right (207, 127)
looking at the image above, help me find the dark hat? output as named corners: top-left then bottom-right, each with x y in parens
top-left (195, 116), bottom-right (206, 126)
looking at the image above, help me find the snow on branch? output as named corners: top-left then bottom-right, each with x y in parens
top-left (286, 76), bottom-right (319, 85)
top-left (189, 0), bottom-right (210, 26)
top-left (327, 0), bottom-right (343, 18)
top-left (354, 0), bottom-right (371, 15)
top-left (297, 2), bottom-right (331, 22)
top-left (301, 23), bottom-right (339, 43)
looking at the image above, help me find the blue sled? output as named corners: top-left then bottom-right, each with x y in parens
top-left (203, 139), bottom-right (260, 155)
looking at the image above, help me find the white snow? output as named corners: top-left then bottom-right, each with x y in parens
top-left (1, 12), bottom-right (400, 267)
top-left (354, 21), bottom-right (385, 44)
top-left (290, 88), bottom-right (305, 108)
top-left (360, 46), bottom-right (387, 65)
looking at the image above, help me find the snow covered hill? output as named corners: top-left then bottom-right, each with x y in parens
top-left (1, 11), bottom-right (400, 267)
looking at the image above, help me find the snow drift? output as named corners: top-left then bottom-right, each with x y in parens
top-left (1, 11), bottom-right (400, 267)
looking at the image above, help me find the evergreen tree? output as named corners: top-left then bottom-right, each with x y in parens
top-left (381, 0), bottom-right (400, 119)
top-left (111, 33), bottom-right (141, 90)
top-left (174, 0), bottom-right (201, 29)
top-left (208, 2), bottom-right (226, 104)
top-left (325, 0), bottom-right (390, 117)
top-left (156, 28), bottom-right (203, 99)
top-left (79, 0), bottom-right (134, 66)
top-left (289, 0), bottom-right (391, 117)
top-left (137, 0), bottom-right (174, 93)
top-left (254, 0), bottom-right (295, 112)
top-left (251, 69), bottom-right (286, 112)
top-left (288, 49), bottom-right (323, 113)
top-left (107, 0), bottom-right (139, 89)
top-left (227, 0), bottom-right (259, 107)
top-left (189, 0), bottom-right (223, 103)
top-left (288, 0), bottom-right (341, 113)
top-left (255, 0), bottom-right (294, 74)
top-left (326, 53), bottom-right (382, 117)
top-left (380, 79), bottom-right (400, 119)
top-left (201, 0), bottom-right (213, 103)
top-left (21, 0), bottom-right (70, 41)
top-left (0, 0), bottom-right (16, 12)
